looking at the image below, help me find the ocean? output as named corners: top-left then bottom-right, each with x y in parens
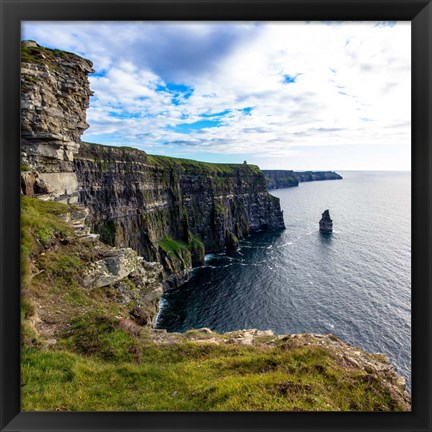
top-left (156, 171), bottom-right (411, 389)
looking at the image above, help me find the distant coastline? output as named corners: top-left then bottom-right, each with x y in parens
top-left (262, 170), bottom-right (343, 190)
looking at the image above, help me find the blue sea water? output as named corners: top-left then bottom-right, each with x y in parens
top-left (156, 171), bottom-right (411, 389)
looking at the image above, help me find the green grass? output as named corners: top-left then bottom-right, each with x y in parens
top-left (60, 314), bottom-right (141, 363)
top-left (80, 141), bottom-right (262, 176)
top-left (21, 41), bottom-right (81, 69)
top-left (146, 154), bottom-right (262, 175)
top-left (189, 236), bottom-right (205, 254)
top-left (119, 146), bottom-right (142, 152)
top-left (21, 196), bottom-right (71, 248)
top-left (157, 236), bottom-right (192, 271)
top-left (21, 196), bottom-right (72, 284)
top-left (21, 342), bottom-right (407, 411)
top-left (21, 297), bottom-right (35, 320)
top-left (158, 235), bottom-right (205, 267)
top-left (158, 237), bottom-right (190, 256)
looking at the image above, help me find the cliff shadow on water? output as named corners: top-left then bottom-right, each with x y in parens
top-left (156, 229), bottom-right (286, 331)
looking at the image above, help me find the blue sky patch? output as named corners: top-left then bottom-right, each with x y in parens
top-left (240, 107), bottom-right (253, 115)
top-left (89, 70), bottom-right (107, 78)
top-left (200, 109), bottom-right (231, 118)
top-left (283, 74), bottom-right (299, 84)
top-left (156, 82), bottom-right (194, 105)
top-left (108, 111), bottom-right (141, 120)
top-left (167, 119), bottom-right (221, 134)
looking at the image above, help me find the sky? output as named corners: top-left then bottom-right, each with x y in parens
top-left (22, 21), bottom-right (411, 171)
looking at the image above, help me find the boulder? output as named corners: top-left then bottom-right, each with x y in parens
top-left (83, 248), bottom-right (137, 289)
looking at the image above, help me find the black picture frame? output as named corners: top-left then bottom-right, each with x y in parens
top-left (1, 0), bottom-right (431, 431)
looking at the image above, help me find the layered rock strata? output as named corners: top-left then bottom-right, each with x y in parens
top-left (20, 41), bottom-right (94, 202)
top-left (74, 143), bottom-right (285, 288)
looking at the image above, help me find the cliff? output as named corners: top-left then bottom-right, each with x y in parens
top-left (295, 171), bottom-right (343, 183)
top-left (262, 170), bottom-right (299, 189)
top-left (20, 41), bottom-right (285, 288)
top-left (74, 143), bottom-right (284, 287)
top-left (20, 41), bottom-right (94, 201)
top-left (263, 170), bottom-right (342, 190)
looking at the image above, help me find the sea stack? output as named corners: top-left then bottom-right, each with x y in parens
top-left (319, 209), bottom-right (333, 233)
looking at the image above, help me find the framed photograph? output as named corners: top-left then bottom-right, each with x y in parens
top-left (1, 0), bottom-right (431, 431)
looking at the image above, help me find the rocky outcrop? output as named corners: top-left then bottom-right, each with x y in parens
top-left (83, 248), bottom-right (139, 289)
top-left (74, 143), bottom-right (285, 288)
top-left (20, 167), bottom-right (50, 196)
top-left (319, 209), bottom-right (333, 233)
top-left (62, 204), bottom-right (165, 326)
top-left (263, 170), bottom-right (342, 190)
top-left (82, 246), bottom-right (164, 325)
top-left (20, 41), bottom-right (94, 202)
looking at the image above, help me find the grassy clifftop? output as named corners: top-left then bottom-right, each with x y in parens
top-left (80, 141), bottom-right (262, 176)
top-left (21, 40), bottom-right (91, 70)
top-left (146, 154), bottom-right (262, 175)
top-left (21, 196), bottom-right (410, 411)
top-left (22, 332), bottom-right (409, 411)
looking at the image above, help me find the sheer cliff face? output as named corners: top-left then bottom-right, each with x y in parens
top-left (262, 170), bottom-right (299, 189)
top-left (20, 41), bottom-right (94, 199)
top-left (20, 41), bottom-right (285, 288)
top-left (75, 143), bottom-right (284, 287)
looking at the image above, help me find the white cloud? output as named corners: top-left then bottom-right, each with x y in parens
top-left (22, 21), bottom-right (411, 169)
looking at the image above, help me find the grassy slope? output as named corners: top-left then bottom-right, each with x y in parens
top-left (23, 341), bottom-right (403, 412)
top-left (21, 41), bottom-right (84, 68)
top-left (21, 196), bottom-right (408, 411)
